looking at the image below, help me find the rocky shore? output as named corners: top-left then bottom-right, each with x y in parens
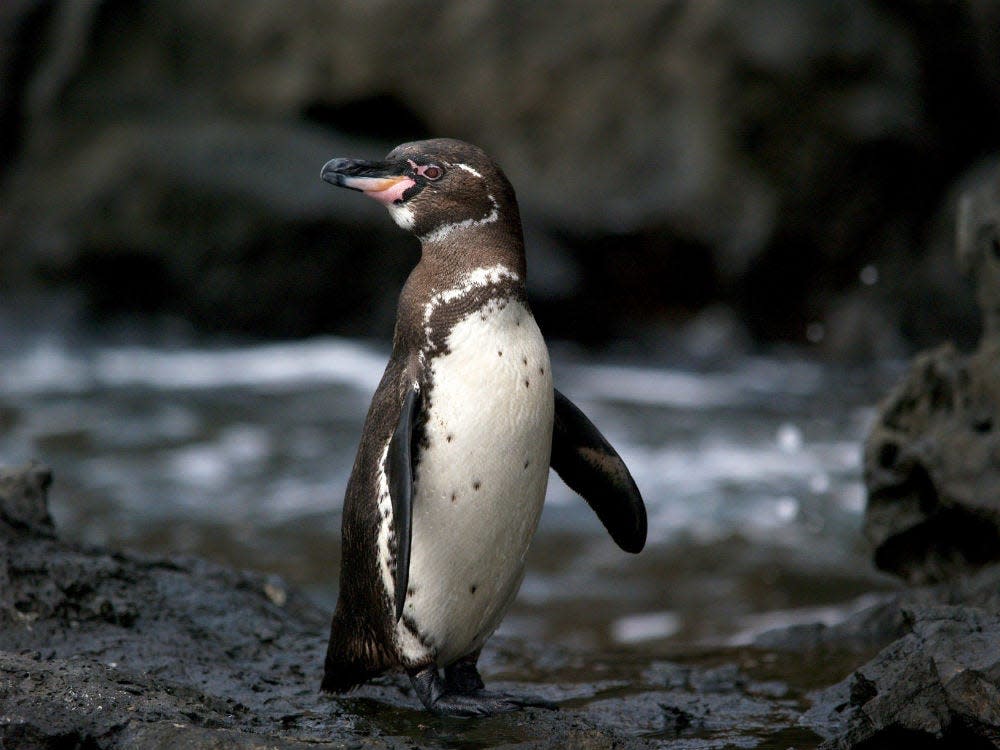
top-left (3, 458), bottom-right (1000, 749)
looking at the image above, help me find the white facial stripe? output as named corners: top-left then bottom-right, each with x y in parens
top-left (418, 194), bottom-right (499, 244)
top-left (456, 163), bottom-right (483, 178)
top-left (421, 264), bottom-right (520, 348)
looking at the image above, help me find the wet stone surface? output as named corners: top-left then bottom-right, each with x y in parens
top-left (5, 461), bottom-right (1000, 748)
top-left (864, 166), bottom-right (1000, 585)
top-left (0, 462), bottom-right (828, 749)
top-left (864, 343), bottom-right (1000, 584)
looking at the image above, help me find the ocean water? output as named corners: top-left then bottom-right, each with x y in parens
top-left (0, 335), bottom-right (901, 651)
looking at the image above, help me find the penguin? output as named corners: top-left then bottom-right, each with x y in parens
top-left (319, 138), bottom-right (646, 716)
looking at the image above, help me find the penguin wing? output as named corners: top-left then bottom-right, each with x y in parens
top-left (387, 382), bottom-right (420, 621)
top-left (550, 389), bottom-right (647, 553)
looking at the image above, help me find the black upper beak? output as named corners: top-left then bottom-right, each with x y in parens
top-left (321, 158), bottom-right (400, 188)
top-left (320, 158), bottom-right (354, 186)
top-left (321, 158), bottom-right (417, 204)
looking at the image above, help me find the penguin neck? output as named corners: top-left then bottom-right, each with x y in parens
top-left (416, 219), bottom-right (527, 283)
top-left (395, 223), bottom-right (529, 355)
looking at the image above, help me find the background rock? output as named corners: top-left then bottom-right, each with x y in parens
top-left (0, 461), bottom-right (53, 535)
top-left (864, 343), bottom-right (1000, 583)
top-left (863, 163), bottom-right (1000, 583)
top-left (2, 1), bottom-right (999, 352)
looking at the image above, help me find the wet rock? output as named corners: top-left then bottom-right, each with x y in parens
top-left (863, 164), bottom-right (1000, 583)
top-left (3, 462), bottom-right (810, 748)
top-left (822, 167), bottom-right (1000, 743)
top-left (751, 593), bottom-right (913, 654)
top-left (750, 564), bottom-right (999, 747)
top-left (863, 343), bottom-right (1000, 583)
top-left (804, 603), bottom-right (1000, 749)
top-left (0, 461), bottom-right (53, 535)
top-left (578, 659), bottom-right (804, 748)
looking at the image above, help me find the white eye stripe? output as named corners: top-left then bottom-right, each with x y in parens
top-left (456, 163), bottom-right (483, 178)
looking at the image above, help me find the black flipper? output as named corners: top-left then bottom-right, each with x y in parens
top-left (387, 382), bottom-right (420, 622)
top-left (550, 389), bottom-right (647, 553)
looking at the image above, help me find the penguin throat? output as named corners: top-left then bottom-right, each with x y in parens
top-left (418, 195), bottom-right (500, 244)
top-left (388, 203), bottom-right (416, 230)
top-left (420, 264), bottom-right (521, 359)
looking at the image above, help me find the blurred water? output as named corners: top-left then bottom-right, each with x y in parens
top-left (0, 336), bottom-right (901, 651)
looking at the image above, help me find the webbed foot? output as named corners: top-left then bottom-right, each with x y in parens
top-left (409, 664), bottom-right (556, 716)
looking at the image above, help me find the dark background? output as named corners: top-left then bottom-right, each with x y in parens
top-left (3, 0), bottom-right (999, 359)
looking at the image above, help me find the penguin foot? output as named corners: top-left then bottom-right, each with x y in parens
top-left (408, 665), bottom-right (556, 716)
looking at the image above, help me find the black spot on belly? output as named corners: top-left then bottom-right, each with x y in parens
top-left (539, 366), bottom-right (544, 375)
top-left (472, 480), bottom-right (481, 491)
top-left (524, 459), bottom-right (530, 469)
top-left (522, 356), bottom-right (527, 365)
top-left (469, 584), bottom-right (477, 594)
top-left (407, 586), bottom-right (416, 596)
top-left (525, 379), bottom-right (530, 388)
top-left (451, 492), bottom-right (458, 503)
top-left (446, 434), bottom-right (453, 443)
top-left (498, 350), bottom-right (503, 357)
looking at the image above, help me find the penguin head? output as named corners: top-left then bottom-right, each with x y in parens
top-left (321, 138), bottom-right (520, 244)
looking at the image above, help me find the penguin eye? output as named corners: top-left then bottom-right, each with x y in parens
top-left (421, 165), bottom-right (442, 181)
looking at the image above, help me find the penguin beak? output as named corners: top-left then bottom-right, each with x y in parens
top-left (321, 158), bottom-right (415, 206)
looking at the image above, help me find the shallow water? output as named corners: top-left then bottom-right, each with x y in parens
top-left (0, 334), bottom-right (901, 653)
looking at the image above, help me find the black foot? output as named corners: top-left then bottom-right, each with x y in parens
top-left (408, 665), bottom-right (556, 717)
top-left (444, 651), bottom-right (485, 694)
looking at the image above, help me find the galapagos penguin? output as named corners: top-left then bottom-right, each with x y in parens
top-left (319, 138), bottom-right (646, 716)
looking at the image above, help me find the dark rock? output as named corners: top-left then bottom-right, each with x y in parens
top-left (1, 1), bottom-right (997, 348)
top-left (864, 164), bottom-right (1000, 583)
top-left (2, 462), bottom-right (813, 748)
top-left (804, 603), bottom-right (1000, 749)
top-left (0, 460), bottom-right (54, 536)
top-left (1, 118), bottom-right (416, 338)
top-left (584, 659), bottom-right (804, 747)
top-left (810, 155), bottom-right (1000, 747)
top-left (766, 564), bottom-right (1000, 748)
top-left (752, 593), bottom-right (913, 653)
top-left (864, 343), bottom-right (1000, 583)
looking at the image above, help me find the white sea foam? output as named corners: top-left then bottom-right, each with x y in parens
top-left (611, 611), bottom-right (683, 644)
top-left (0, 337), bottom-right (386, 395)
top-left (0, 337), bottom-right (873, 543)
top-left (556, 357), bottom-right (827, 409)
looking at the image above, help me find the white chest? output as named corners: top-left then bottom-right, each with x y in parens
top-left (393, 297), bottom-right (553, 666)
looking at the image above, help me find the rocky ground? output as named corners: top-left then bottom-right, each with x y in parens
top-left (3, 459), bottom-right (1000, 749)
top-left (0, 462), bottom-right (800, 750)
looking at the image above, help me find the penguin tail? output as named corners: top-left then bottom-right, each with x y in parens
top-left (321, 611), bottom-right (392, 693)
